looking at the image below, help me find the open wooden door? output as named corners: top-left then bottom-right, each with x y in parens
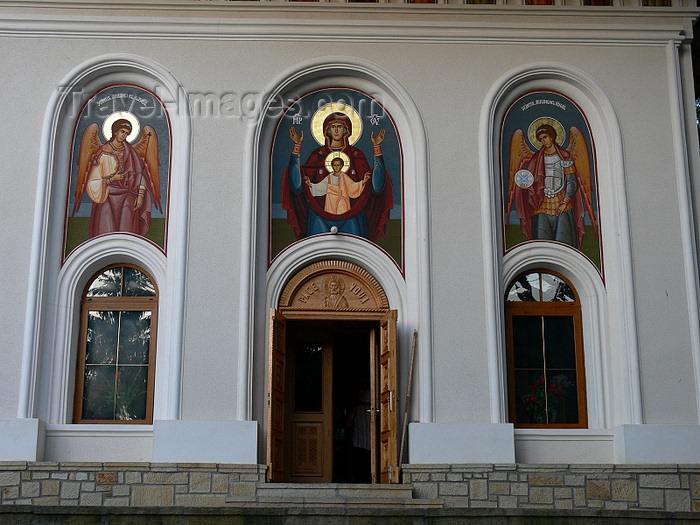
top-left (266, 309), bottom-right (286, 482)
top-left (378, 310), bottom-right (399, 483)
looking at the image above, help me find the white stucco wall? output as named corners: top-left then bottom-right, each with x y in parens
top-left (0, 2), bottom-right (698, 464)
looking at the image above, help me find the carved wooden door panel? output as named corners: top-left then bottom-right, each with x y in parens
top-left (267, 309), bottom-right (287, 482)
top-left (378, 310), bottom-right (399, 483)
top-left (288, 330), bottom-right (333, 482)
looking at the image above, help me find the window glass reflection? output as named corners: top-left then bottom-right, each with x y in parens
top-left (86, 268), bottom-right (122, 297)
top-left (123, 267), bottom-right (156, 296)
top-left (507, 272), bottom-right (575, 302)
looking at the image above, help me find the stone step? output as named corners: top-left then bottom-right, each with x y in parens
top-left (256, 482), bottom-right (415, 501)
top-left (252, 497), bottom-right (445, 508)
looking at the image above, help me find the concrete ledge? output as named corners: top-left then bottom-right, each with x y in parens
top-left (152, 420), bottom-right (258, 464)
top-left (0, 505), bottom-right (698, 523)
top-left (614, 424), bottom-right (700, 463)
top-left (408, 423), bottom-right (514, 464)
top-left (0, 419), bottom-right (45, 461)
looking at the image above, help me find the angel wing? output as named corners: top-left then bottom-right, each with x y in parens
top-left (567, 127), bottom-right (597, 236)
top-left (506, 129), bottom-right (535, 216)
top-left (72, 123), bottom-right (102, 216)
top-left (132, 125), bottom-right (161, 212)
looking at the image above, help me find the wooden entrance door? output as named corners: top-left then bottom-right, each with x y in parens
top-left (267, 312), bottom-right (399, 483)
top-left (267, 259), bottom-right (399, 483)
top-left (287, 326), bottom-right (333, 482)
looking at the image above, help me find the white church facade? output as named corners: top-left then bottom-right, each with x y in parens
top-left (1, 0), bottom-right (700, 514)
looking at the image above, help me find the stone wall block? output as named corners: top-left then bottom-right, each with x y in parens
top-left (228, 482), bottom-right (256, 501)
top-left (573, 487), bottom-right (586, 507)
top-left (112, 485), bottom-right (130, 497)
top-left (97, 472), bottom-right (117, 484)
top-left (639, 474), bottom-right (680, 489)
top-left (142, 472), bottom-right (188, 485)
top-left (189, 472), bottom-right (212, 493)
top-left (469, 479), bottom-right (487, 500)
top-left (212, 473), bottom-right (228, 494)
top-left (586, 480), bottom-right (610, 500)
top-left (554, 499), bottom-right (573, 510)
top-left (21, 482), bottom-right (40, 498)
top-left (79, 492), bottom-right (103, 506)
top-left (511, 482), bottom-right (528, 496)
top-left (666, 490), bottom-right (691, 512)
top-left (612, 479), bottom-right (637, 501)
top-left (0, 472), bottom-right (21, 486)
top-left (554, 487), bottom-right (572, 500)
top-left (499, 495), bottom-right (518, 508)
top-left (132, 485), bottom-right (174, 506)
top-left (691, 475), bottom-right (700, 499)
top-left (530, 474), bottom-right (563, 486)
top-left (638, 488), bottom-right (664, 508)
top-left (529, 487), bottom-right (553, 504)
top-left (124, 472), bottom-right (142, 484)
top-left (438, 482), bottom-right (468, 496)
top-left (41, 480), bottom-right (59, 496)
top-left (3, 486), bottom-right (19, 500)
top-left (489, 482), bottom-right (510, 495)
top-left (32, 496), bottom-right (59, 505)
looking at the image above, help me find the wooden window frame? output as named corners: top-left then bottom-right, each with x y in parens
top-left (505, 271), bottom-right (588, 429)
top-left (73, 264), bottom-right (158, 425)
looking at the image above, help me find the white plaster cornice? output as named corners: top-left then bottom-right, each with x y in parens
top-left (0, 6), bottom-right (695, 45)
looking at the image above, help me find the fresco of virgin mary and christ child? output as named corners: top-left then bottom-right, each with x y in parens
top-left (269, 89), bottom-right (403, 269)
top-left (501, 91), bottom-right (601, 271)
top-left (65, 85), bottom-right (171, 259)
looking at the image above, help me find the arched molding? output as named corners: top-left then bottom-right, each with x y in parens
top-left (20, 54), bottom-right (191, 425)
top-left (504, 243), bottom-right (607, 429)
top-left (46, 235), bottom-right (167, 425)
top-left (279, 259), bottom-right (389, 310)
top-left (479, 61), bottom-right (641, 427)
top-left (268, 237), bottom-right (404, 314)
top-left (240, 56), bottom-right (433, 424)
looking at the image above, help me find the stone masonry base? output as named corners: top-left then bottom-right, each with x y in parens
top-left (0, 462), bottom-right (699, 514)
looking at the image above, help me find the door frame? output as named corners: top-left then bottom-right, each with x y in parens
top-left (266, 260), bottom-right (400, 483)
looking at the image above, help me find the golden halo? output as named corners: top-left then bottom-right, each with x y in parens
top-left (527, 117), bottom-right (565, 149)
top-left (103, 111), bottom-right (140, 143)
top-left (311, 102), bottom-right (363, 146)
top-left (324, 151), bottom-right (351, 173)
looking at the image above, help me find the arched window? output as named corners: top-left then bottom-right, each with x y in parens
top-left (73, 265), bottom-right (158, 424)
top-left (505, 271), bottom-right (587, 428)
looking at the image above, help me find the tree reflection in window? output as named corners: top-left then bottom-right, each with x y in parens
top-left (75, 266), bottom-right (157, 423)
top-left (506, 271), bottom-right (587, 428)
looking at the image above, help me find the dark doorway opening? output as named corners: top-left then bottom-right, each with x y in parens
top-left (286, 320), bottom-right (375, 483)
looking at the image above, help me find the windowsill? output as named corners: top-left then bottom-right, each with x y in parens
top-left (46, 424), bottom-right (153, 438)
top-left (514, 428), bottom-right (613, 440)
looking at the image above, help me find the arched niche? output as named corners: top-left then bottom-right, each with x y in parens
top-left (240, 57), bottom-right (433, 431)
top-left (479, 61), bottom-right (640, 427)
top-left (21, 54), bottom-right (191, 426)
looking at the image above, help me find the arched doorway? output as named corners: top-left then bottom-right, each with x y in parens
top-left (267, 260), bottom-right (399, 484)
